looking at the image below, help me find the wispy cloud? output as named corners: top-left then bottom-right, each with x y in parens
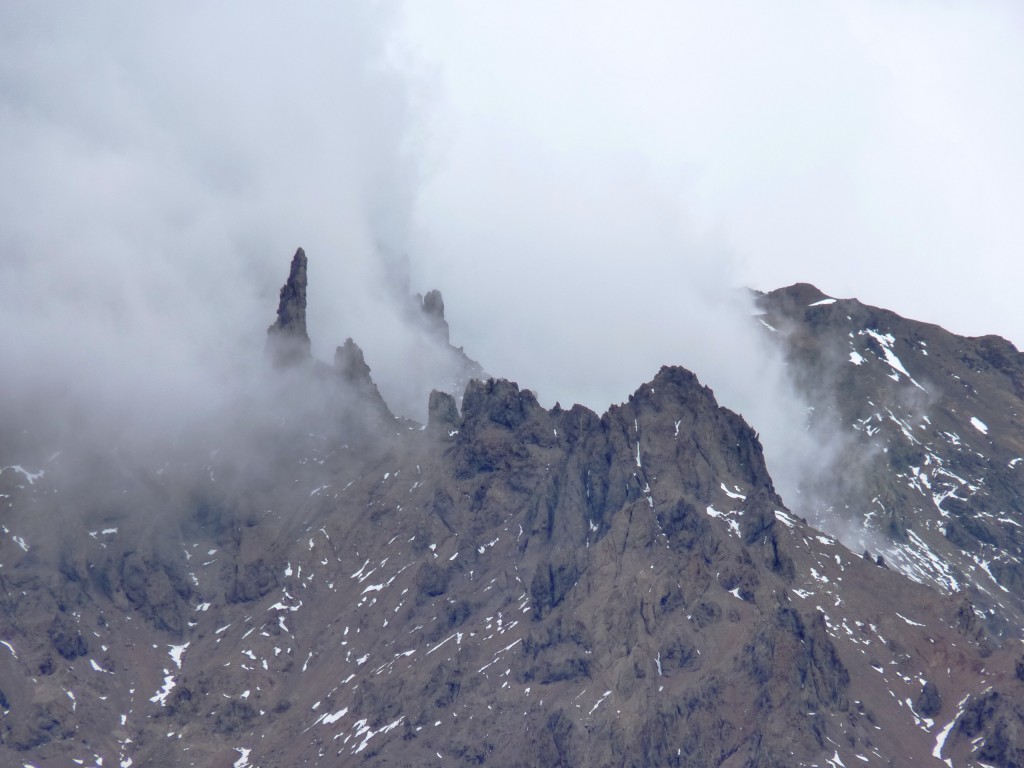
top-left (1, 1), bottom-right (1020, 517)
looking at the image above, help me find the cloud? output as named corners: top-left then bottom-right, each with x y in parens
top-left (0, 2), bottom-right (430, 449)
top-left (402, 0), bottom-right (1024, 354)
top-left (2, 0), bottom-right (1020, 518)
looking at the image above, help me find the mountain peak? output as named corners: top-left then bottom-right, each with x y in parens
top-left (760, 282), bottom-right (836, 310)
top-left (266, 247), bottom-right (311, 367)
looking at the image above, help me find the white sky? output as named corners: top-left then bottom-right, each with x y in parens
top-left (1, 1), bottom-right (1022, 429)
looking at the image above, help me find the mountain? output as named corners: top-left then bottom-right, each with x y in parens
top-left (757, 284), bottom-right (1024, 627)
top-left (1, 259), bottom-right (1022, 767)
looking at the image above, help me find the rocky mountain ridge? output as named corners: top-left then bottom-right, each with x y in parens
top-left (0, 258), bottom-right (1022, 767)
top-left (758, 284), bottom-right (1024, 633)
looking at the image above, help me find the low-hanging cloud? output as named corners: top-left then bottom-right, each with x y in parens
top-left (2, 1), bottom-right (1021, 520)
top-left (0, 2), bottom-right (434, 455)
top-left (399, 0), bottom-right (1024, 507)
top-left (406, 0), bottom-right (1024, 346)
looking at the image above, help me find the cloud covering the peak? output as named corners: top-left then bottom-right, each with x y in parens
top-left (403, 1), bottom-right (1024, 383)
top-left (1, 1), bottom-right (1022, 510)
top-left (0, 2), bottom-right (425, 431)
top-left (397, 0), bottom-right (1024, 503)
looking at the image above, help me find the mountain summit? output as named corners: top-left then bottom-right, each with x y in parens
top-left (1, 258), bottom-right (1022, 767)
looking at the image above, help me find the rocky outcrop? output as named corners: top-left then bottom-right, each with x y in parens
top-left (420, 289), bottom-right (449, 343)
top-left (948, 690), bottom-right (1024, 767)
top-left (334, 338), bottom-right (393, 418)
top-left (266, 248), bottom-right (311, 367)
top-left (411, 288), bottom-right (488, 407)
top-left (334, 337), bottom-right (372, 383)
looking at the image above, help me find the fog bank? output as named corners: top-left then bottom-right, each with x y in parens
top-left (3, 1), bottom-right (1022, 514)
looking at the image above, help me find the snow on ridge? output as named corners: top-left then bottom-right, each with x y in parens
top-left (808, 298), bottom-right (837, 306)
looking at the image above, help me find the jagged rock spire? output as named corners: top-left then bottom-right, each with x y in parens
top-left (267, 248), bottom-right (311, 367)
top-left (420, 289), bottom-right (450, 343)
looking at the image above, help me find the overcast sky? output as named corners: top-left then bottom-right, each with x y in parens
top-left (2, 1), bottom-right (1022, 436)
top-left (401, 2), bottom-right (1024, 366)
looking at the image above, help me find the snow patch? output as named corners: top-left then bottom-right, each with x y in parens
top-left (168, 643), bottom-right (189, 670)
top-left (323, 707), bottom-right (349, 725)
top-left (862, 329), bottom-right (926, 390)
top-left (720, 483), bottom-right (746, 500)
top-left (589, 690), bottom-right (612, 715)
top-left (149, 673), bottom-right (177, 706)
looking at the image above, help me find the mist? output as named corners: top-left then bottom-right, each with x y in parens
top-left (398, 1), bottom-right (1023, 508)
top-left (2, 2), bottom-right (1022, 518)
top-left (0, 3), bottom-right (426, 456)
top-left (402, 1), bottom-right (1024, 358)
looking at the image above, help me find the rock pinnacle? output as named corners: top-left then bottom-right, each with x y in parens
top-left (267, 248), bottom-right (311, 367)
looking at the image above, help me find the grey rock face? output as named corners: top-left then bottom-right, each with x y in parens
top-left (917, 680), bottom-right (943, 717)
top-left (427, 389), bottom-right (460, 436)
top-left (332, 337), bottom-right (396, 432)
top-left (335, 337), bottom-right (372, 383)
